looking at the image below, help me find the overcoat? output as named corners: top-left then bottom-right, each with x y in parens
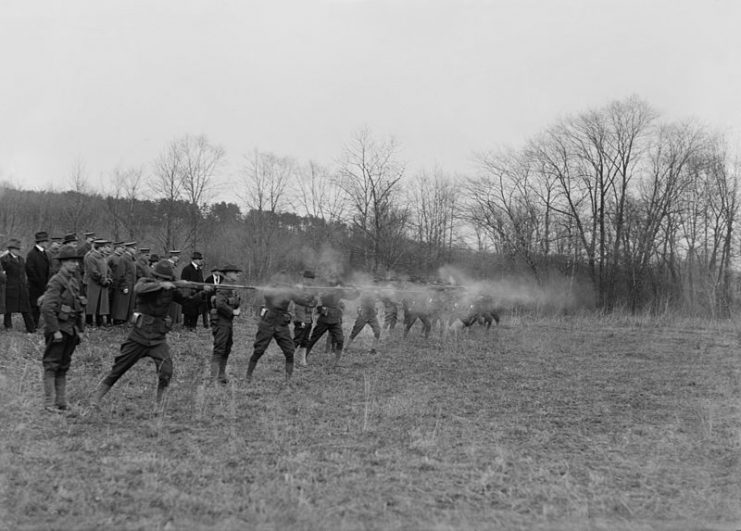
top-left (84, 250), bottom-right (111, 315)
top-left (0, 268), bottom-right (6, 314)
top-left (180, 262), bottom-right (205, 317)
top-left (0, 253), bottom-right (31, 312)
top-left (25, 246), bottom-right (51, 304)
top-left (109, 252), bottom-right (136, 321)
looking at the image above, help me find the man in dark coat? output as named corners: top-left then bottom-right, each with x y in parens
top-left (135, 247), bottom-right (152, 281)
top-left (47, 237), bottom-right (63, 276)
top-left (26, 231), bottom-right (52, 328)
top-left (204, 265), bottom-right (224, 328)
top-left (303, 280), bottom-right (358, 366)
top-left (209, 263), bottom-right (242, 384)
top-left (180, 251), bottom-right (205, 331)
top-left (1, 238), bottom-right (35, 332)
top-left (108, 241), bottom-right (135, 325)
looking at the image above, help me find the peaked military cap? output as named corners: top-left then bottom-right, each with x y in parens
top-left (51, 236), bottom-right (63, 242)
top-left (168, 249), bottom-right (181, 255)
top-left (84, 231), bottom-right (96, 239)
top-left (139, 247), bottom-right (151, 253)
top-left (113, 241), bottom-right (125, 247)
top-left (124, 241), bottom-right (137, 248)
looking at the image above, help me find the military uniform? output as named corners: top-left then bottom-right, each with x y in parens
top-left (108, 243), bottom-right (136, 324)
top-left (92, 260), bottom-right (205, 408)
top-left (247, 286), bottom-right (314, 382)
top-left (180, 252), bottom-right (205, 330)
top-left (40, 245), bottom-right (85, 411)
top-left (380, 294), bottom-right (398, 330)
top-left (209, 265), bottom-right (241, 383)
top-left (402, 295), bottom-right (432, 338)
top-left (347, 291), bottom-right (381, 353)
top-left (84, 240), bottom-right (112, 326)
top-left (304, 287), bottom-right (358, 365)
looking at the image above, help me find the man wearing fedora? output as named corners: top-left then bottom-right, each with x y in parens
top-left (40, 244), bottom-right (85, 412)
top-left (180, 251), bottom-right (205, 331)
top-left (0, 238), bottom-right (35, 332)
top-left (26, 231), bottom-right (52, 329)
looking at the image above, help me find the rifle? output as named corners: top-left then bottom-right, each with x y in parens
top-left (174, 280), bottom-right (259, 291)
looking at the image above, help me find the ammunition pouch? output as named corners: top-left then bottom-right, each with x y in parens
top-left (58, 304), bottom-right (73, 322)
top-left (135, 314), bottom-right (173, 334)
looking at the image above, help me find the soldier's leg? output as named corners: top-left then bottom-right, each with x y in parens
top-left (147, 343), bottom-right (174, 405)
top-left (22, 311), bottom-right (36, 332)
top-left (92, 339), bottom-right (146, 405)
top-left (304, 321), bottom-right (329, 359)
top-left (247, 322), bottom-right (273, 381)
top-left (421, 315), bottom-right (432, 338)
top-left (403, 314), bottom-right (417, 338)
top-left (274, 326), bottom-right (296, 381)
top-left (211, 323), bottom-right (229, 382)
top-left (4, 312), bottom-right (12, 329)
top-left (42, 334), bottom-right (65, 410)
top-left (328, 322), bottom-right (345, 365)
top-left (369, 316), bottom-right (381, 353)
top-left (54, 333), bottom-right (77, 410)
top-left (30, 302), bottom-right (41, 329)
top-left (347, 316), bottom-right (367, 348)
top-left (220, 326), bottom-right (234, 382)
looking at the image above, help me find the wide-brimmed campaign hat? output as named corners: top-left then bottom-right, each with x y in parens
top-left (219, 263), bottom-right (242, 273)
top-left (151, 260), bottom-right (175, 280)
top-left (57, 244), bottom-right (83, 261)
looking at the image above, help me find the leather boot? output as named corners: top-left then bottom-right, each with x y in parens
top-left (43, 370), bottom-right (56, 411)
top-left (155, 384), bottom-right (167, 406)
top-left (91, 381), bottom-right (112, 407)
top-left (55, 372), bottom-right (68, 410)
top-left (285, 361), bottom-right (294, 382)
top-left (246, 359), bottom-right (257, 382)
top-left (218, 358), bottom-right (228, 384)
top-left (296, 348), bottom-right (307, 367)
top-left (210, 358), bottom-right (220, 383)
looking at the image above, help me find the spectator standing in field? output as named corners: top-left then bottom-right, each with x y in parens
top-left (90, 260), bottom-right (212, 409)
top-left (26, 231), bottom-right (52, 329)
top-left (135, 247), bottom-right (152, 281)
top-left (1, 238), bottom-right (35, 332)
top-left (247, 273), bottom-right (314, 383)
top-left (166, 250), bottom-right (182, 326)
top-left (48, 237), bottom-right (63, 276)
top-left (40, 244), bottom-right (85, 412)
top-left (84, 239), bottom-right (112, 327)
top-left (204, 265), bottom-right (224, 328)
top-left (180, 251), bottom-right (205, 331)
top-left (109, 241), bottom-right (136, 325)
top-left (209, 263), bottom-right (242, 384)
top-left (291, 270), bottom-right (316, 367)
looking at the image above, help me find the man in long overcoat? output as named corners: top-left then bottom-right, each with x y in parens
top-left (26, 231), bottom-right (52, 328)
top-left (180, 251), bottom-right (205, 330)
top-left (1, 238), bottom-right (35, 332)
top-left (84, 239), bottom-right (112, 326)
top-left (108, 242), bottom-right (136, 324)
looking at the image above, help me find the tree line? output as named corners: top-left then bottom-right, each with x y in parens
top-left (1, 96), bottom-right (738, 315)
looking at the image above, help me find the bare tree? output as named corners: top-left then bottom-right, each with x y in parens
top-left (61, 158), bottom-right (96, 233)
top-left (152, 140), bottom-right (185, 252)
top-left (178, 134), bottom-right (225, 251)
top-left (337, 127), bottom-right (406, 274)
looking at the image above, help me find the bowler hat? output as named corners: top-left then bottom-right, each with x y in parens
top-left (6, 238), bottom-right (21, 250)
top-left (84, 231), bottom-right (96, 239)
top-left (62, 233), bottom-right (78, 244)
top-left (151, 260), bottom-right (175, 280)
top-left (57, 244), bottom-right (82, 261)
top-left (35, 231), bottom-right (49, 243)
top-left (219, 263), bottom-right (242, 273)
top-left (168, 249), bottom-right (181, 255)
top-left (113, 241), bottom-right (125, 247)
top-left (124, 241), bottom-right (137, 248)
top-left (191, 251), bottom-right (203, 260)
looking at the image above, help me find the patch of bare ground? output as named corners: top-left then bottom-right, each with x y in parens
top-left (0, 314), bottom-right (739, 530)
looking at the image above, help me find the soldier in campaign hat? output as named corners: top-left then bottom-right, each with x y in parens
top-left (209, 263), bottom-right (242, 384)
top-left (40, 244), bottom-right (85, 412)
top-left (1, 238), bottom-right (36, 332)
top-left (26, 231), bottom-right (52, 328)
top-left (91, 260), bottom-right (213, 410)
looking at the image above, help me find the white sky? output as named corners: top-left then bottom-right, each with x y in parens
top-left (1, 0), bottom-right (739, 196)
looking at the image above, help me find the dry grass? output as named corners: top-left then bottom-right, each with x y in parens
top-left (0, 313), bottom-right (739, 530)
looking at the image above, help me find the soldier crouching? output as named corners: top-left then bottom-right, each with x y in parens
top-left (40, 244), bottom-right (85, 412)
top-left (90, 260), bottom-right (211, 410)
top-left (209, 263), bottom-right (242, 384)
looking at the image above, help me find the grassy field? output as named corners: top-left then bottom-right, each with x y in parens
top-left (0, 313), bottom-right (739, 530)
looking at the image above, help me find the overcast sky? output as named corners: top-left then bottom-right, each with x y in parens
top-left (1, 0), bottom-right (739, 196)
